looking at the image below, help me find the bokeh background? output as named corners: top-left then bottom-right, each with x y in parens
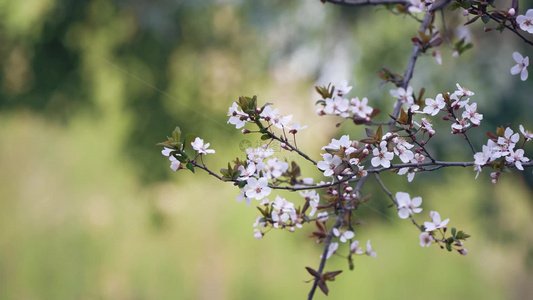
top-left (1, 0), bottom-right (533, 299)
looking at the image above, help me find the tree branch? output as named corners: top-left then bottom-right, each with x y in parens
top-left (308, 176), bottom-right (368, 300)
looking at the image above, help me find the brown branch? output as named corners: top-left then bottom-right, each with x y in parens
top-left (308, 177), bottom-right (368, 300)
top-left (390, 12), bottom-right (433, 124)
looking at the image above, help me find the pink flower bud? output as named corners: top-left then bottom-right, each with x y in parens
top-left (442, 116), bottom-right (449, 121)
top-left (462, 9), bottom-right (469, 16)
top-left (508, 8), bottom-right (515, 16)
top-left (242, 129), bottom-right (251, 134)
top-left (458, 248), bottom-right (468, 256)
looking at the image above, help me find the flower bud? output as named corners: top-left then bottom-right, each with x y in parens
top-left (458, 248), bottom-right (468, 256)
top-left (508, 8), bottom-right (515, 16)
top-left (462, 9), bottom-right (469, 16)
top-left (242, 129), bottom-right (251, 134)
top-left (442, 116), bottom-right (449, 121)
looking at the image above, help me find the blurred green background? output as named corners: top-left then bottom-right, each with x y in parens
top-left (1, 0), bottom-right (532, 299)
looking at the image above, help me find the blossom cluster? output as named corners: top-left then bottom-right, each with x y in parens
top-left (317, 135), bottom-right (369, 179)
top-left (473, 126), bottom-right (531, 181)
top-left (228, 97), bottom-right (308, 135)
top-left (315, 81), bottom-right (376, 123)
top-left (420, 84), bottom-right (482, 134)
top-left (394, 191), bottom-right (468, 254)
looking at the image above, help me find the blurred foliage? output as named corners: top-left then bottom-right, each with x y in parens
top-left (1, 0), bottom-right (533, 299)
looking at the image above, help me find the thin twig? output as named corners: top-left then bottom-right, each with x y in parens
top-left (374, 173), bottom-right (423, 231)
top-left (270, 132), bottom-right (318, 165)
top-left (308, 177), bottom-right (368, 300)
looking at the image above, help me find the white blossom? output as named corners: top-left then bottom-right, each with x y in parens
top-left (516, 9), bottom-right (533, 34)
top-left (191, 137), bottom-right (215, 155)
top-left (419, 232), bottom-right (433, 247)
top-left (424, 211), bottom-right (449, 232)
top-left (371, 141), bottom-right (394, 168)
top-left (396, 192), bottom-right (423, 219)
top-left (511, 52), bottom-right (529, 81)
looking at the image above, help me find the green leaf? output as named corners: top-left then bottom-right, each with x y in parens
top-left (238, 180), bottom-right (247, 188)
top-left (481, 15), bottom-right (490, 24)
top-left (456, 231), bottom-right (471, 240)
top-left (445, 242), bottom-right (452, 252)
top-left (186, 162), bottom-right (195, 173)
top-left (451, 227), bottom-right (457, 237)
top-left (261, 133), bottom-right (271, 140)
top-left (172, 126), bottom-right (182, 143)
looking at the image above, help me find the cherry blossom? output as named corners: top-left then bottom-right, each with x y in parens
top-left (371, 141), bottom-right (394, 168)
top-left (334, 80), bottom-right (352, 97)
top-left (333, 228), bottom-right (355, 243)
top-left (462, 103), bottom-right (483, 126)
top-left (324, 97), bottom-right (350, 117)
top-left (419, 232), bottom-right (433, 247)
top-left (162, 147), bottom-right (182, 171)
top-left (300, 190), bottom-right (320, 216)
top-left (228, 102), bottom-right (247, 129)
top-left (451, 118), bottom-right (471, 133)
top-left (317, 212), bottom-right (329, 222)
top-left (505, 149), bottom-right (530, 170)
top-left (408, 0), bottom-right (424, 13)
top-left (350, 240), bottom-right (364, 254)
top-left (390, 86), bottom-right (414, 106)
top-left (169, 156), bottom-right (181, 171)
top-left (453, 83), bottom-right (474, 97)
top-left (236, 188), bottom-right (252, 207)
top-left (423, 94), bottom-right (445, 116)
top-left (264, 158), bottom-right (289, 179)
top-left (498, 127), bottom-right (519, 151)
top-left (261, 106), bottom-right (293, 128)
top-left (510, 52), bottom-right (529, 81)
top-left (519, 125), bottom-right (533, 141)
top-left (516, 9), bottom-right (533, 34)
top-left (317, 153), bottom-right (343, 177)
top-left (253, 229), bottom-right (263, 239)
top-left (424, 211), bottom-right (449, 232)
top-left (245, 177), bottom-right (271, 200)
top-left (323, 242), bottom-right (339, 259)
top-left (396, 192), bottom-right (422, 219)
top-left (419, 118), bottom-right (435, 136)
top-left (323, 135), bottom-right (352, 151)
top-left (271, 210), bottom-right (290, 228)
top-left (191, 137), bottom-right (215, 155)
top-left (365, 240), bottom-right (377, 257)
top-left (350, 97), bottom-right (373, 118)
top-left (393, 138), bottom-right (414, 163)
top-left (288, 122), bottom-right (308, 134)
top-left (161, 147), bottom-right (174, 157)
top-left (450, 93), bottom-right (469, 109)
top-left (238, 163), bottom-right (257, 180)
